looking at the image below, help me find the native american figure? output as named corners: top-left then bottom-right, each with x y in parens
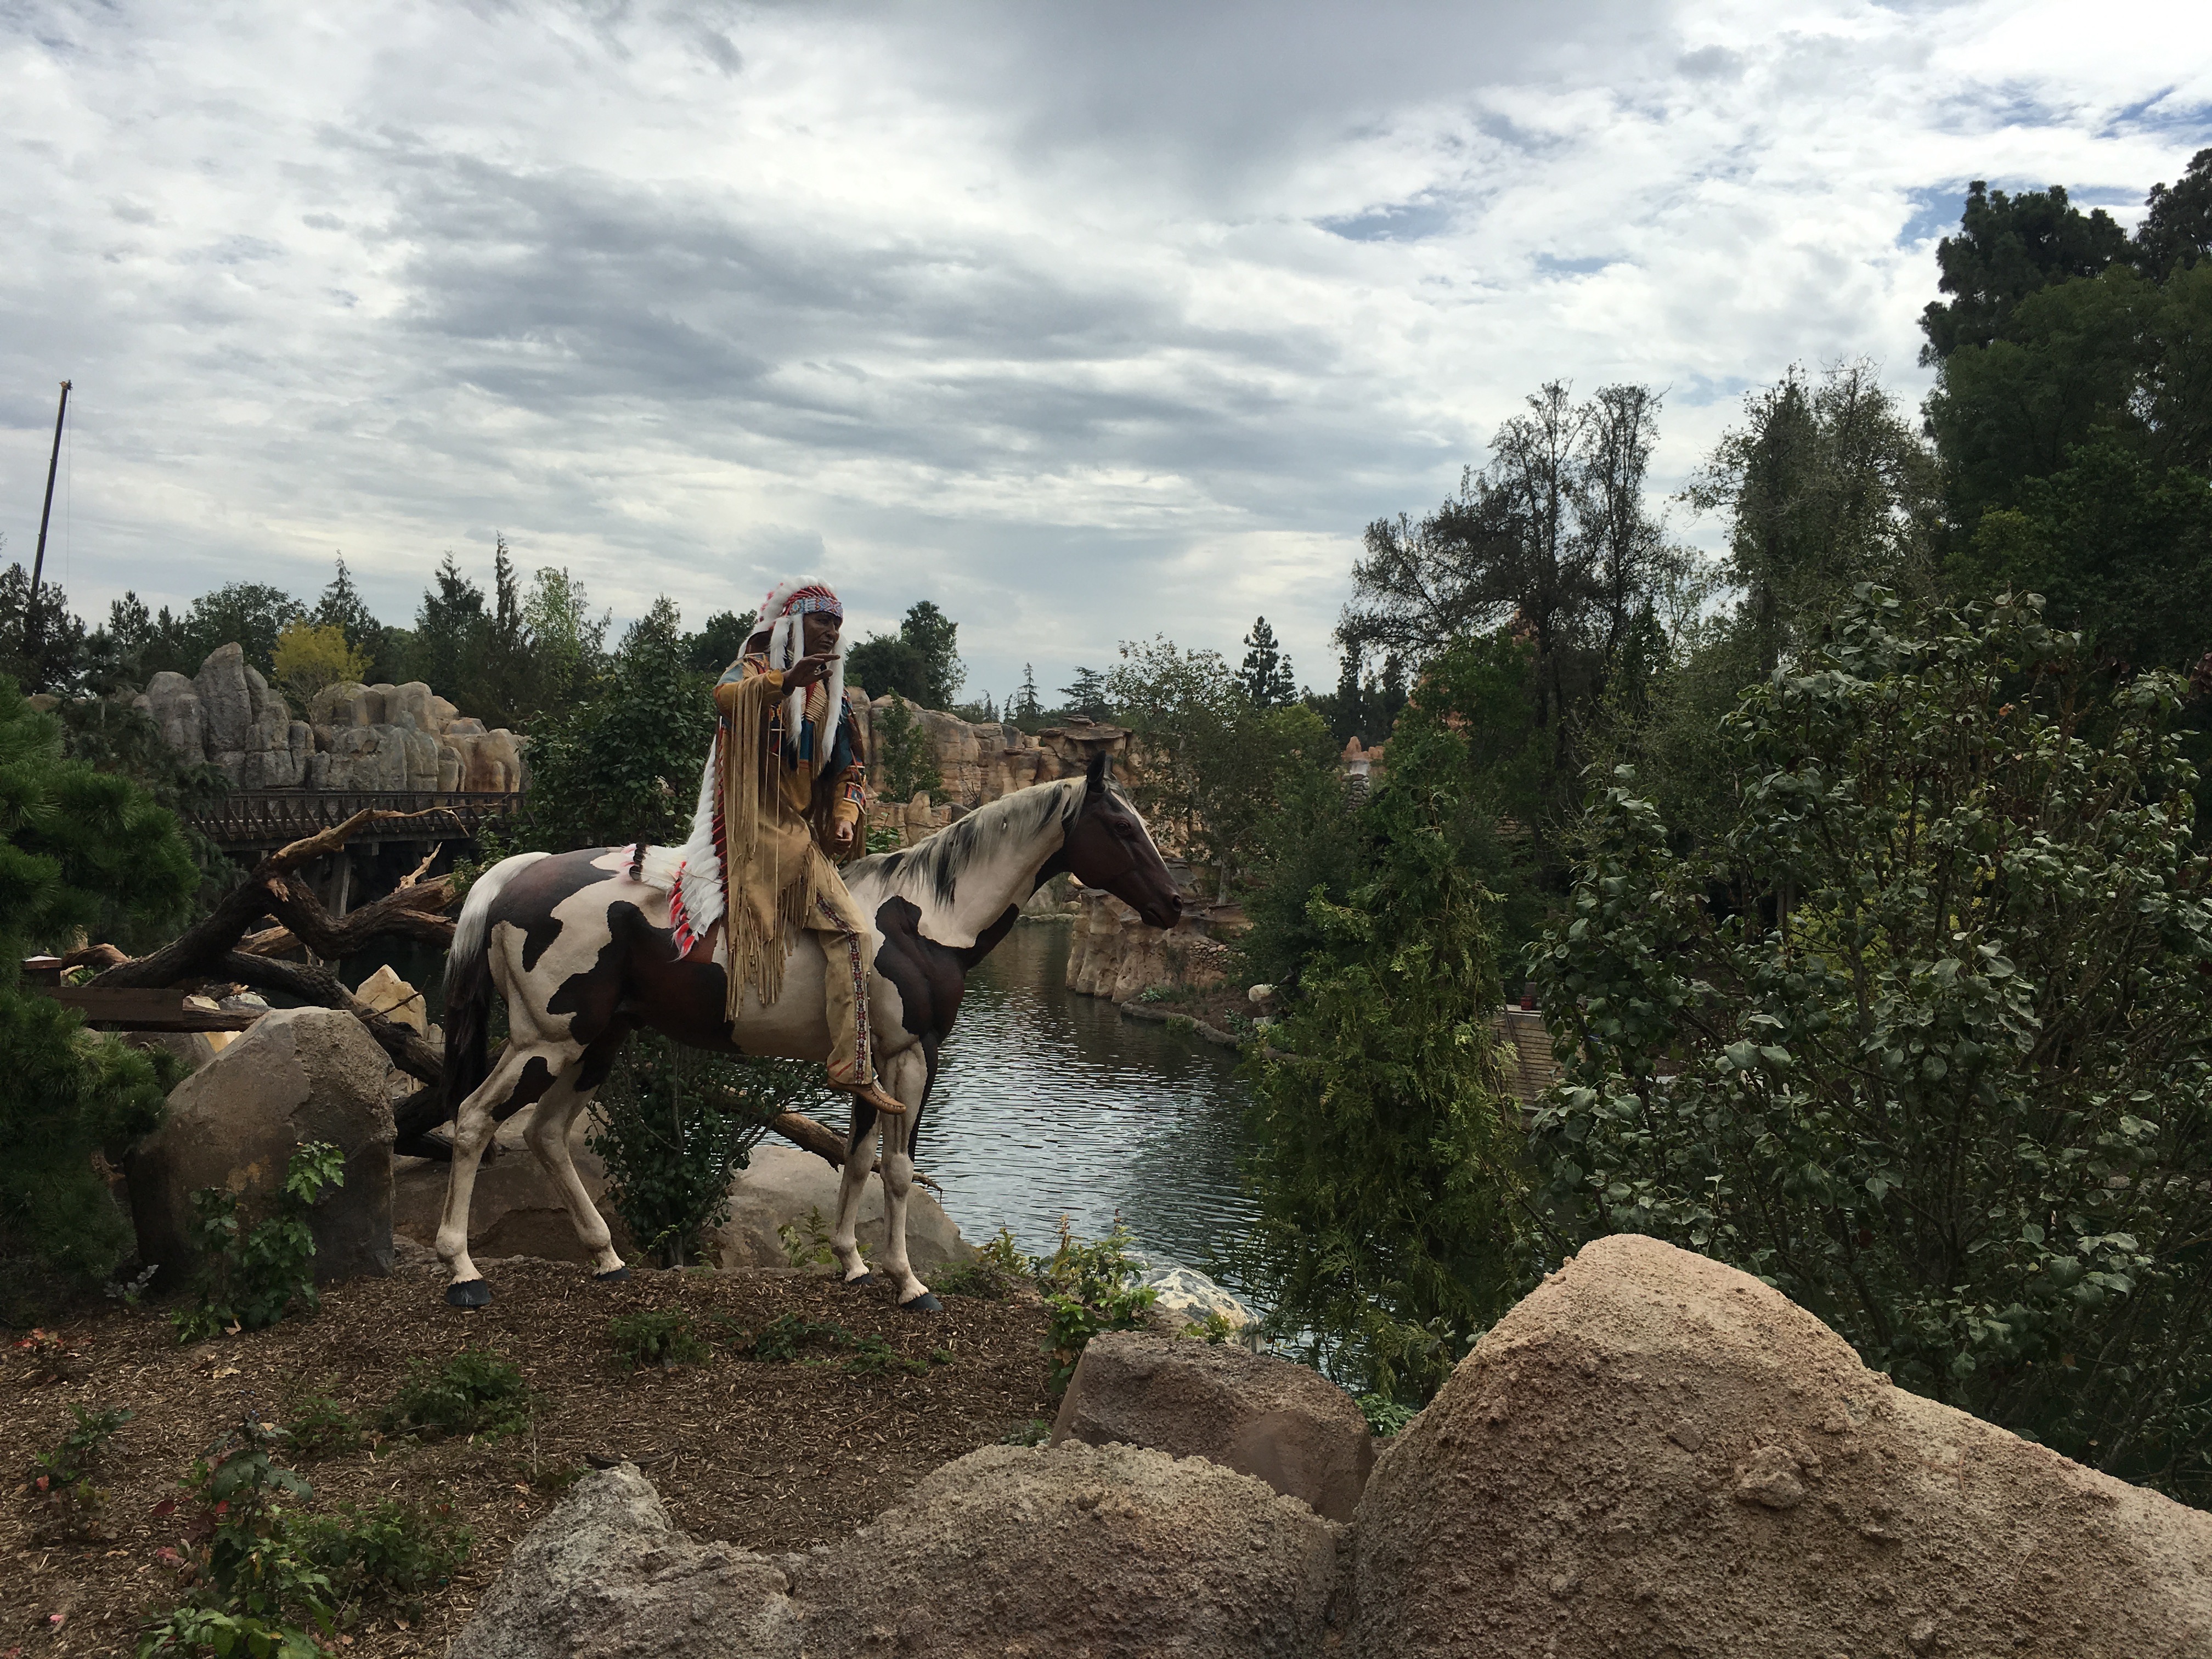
top-left (668, 579), bottom-right (908, 1118)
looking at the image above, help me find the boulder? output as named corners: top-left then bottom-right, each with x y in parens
top-left (193, 644), bottom-right (255, 779)
top-left (309, 680), bottom-right (372, 728)
top-left (1348, 1234), bottom-right (2212, 1658)
top-left (1137, 1257), bottom-right (1261, 1344)
top-left (1052, 1330), bottom-right (1373, 1522)
top-left (143, 670), bottom-right (204, 761)
top-left (705, 1144), bottom-right (972, 1273)
top-left (127, 1007), bottom-right (396, 1288)
top-left (453, 1441), bottom-right (1340, 1659)
top-left (386, 680), bottom-right (435, 732)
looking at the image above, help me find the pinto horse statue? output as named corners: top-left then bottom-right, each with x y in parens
top-left (431, 752), bottom-right (1181, 1310)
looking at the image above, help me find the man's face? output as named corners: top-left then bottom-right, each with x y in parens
top-left (802, 612), bottom-right (842, 657)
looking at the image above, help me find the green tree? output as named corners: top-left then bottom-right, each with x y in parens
top-left (180, 583), bottom-right (304, 678)
top-left (522, 566), bottom-right (612, 717)
top-left (1057, 667), bottom-right (1110, 723)
top-left (1014, 663), bottom-right (1043, 725)
top-left (872, 696), bottom-right (943, 804)
top-left (682, 608), bottom-right (755, 674)
top-left (522, 599), bottom-right (716, 851)
top-left (1918, 179), bottom-right (2131, 361)
top-left (1531, 590), bottom-right (2212, 1499)
top-left (310, 556), bottom-right (388, 682)
top-left (1236, 714), bottom-right (1533, 1401)
top-left (1684, 360), bottom-right (1937, 674)
top-left (848, 601), bottom-right (964, 709)
top-left (0, 680), bottom-right (197, 1314)
top-left (2136, 147), bottom-right (2212, 276)
top-left (404, 554), bottom-right (486, 697)
top-left (1238, 617), bottom-right (1296, 707)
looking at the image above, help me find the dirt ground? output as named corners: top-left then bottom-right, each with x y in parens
top-left (3, 1249), bottom-right (1056, 1658)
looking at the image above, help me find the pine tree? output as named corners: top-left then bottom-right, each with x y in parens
top-left (0, 681), bottom-right (196, 1314)
top-left (312, 555), bottom-right (385, 671)
top-left (1239, 617), bottom-right (1296, 707)
top-left (1060, 668), bottom-right (1110, 721)
top-left (1017, 663), bottom-right (1042, 723)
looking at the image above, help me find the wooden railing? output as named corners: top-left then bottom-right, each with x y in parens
top-left (182, 790), bottom-right (529, 850)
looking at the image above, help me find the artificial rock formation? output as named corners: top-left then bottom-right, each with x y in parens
top-left (706, 1144), bottom-right (973, 1273)
top-left (452, 1441), bottom-right (1341, 1659)
top-left (136, 646), bottom-right (526, 794)
top-left (127, 1006), bottom-right (397, 1287)
top-left (1051, 1330), bottom-right (1374, 1522)
top-left (1347, 1234), bottom-right (2212, 1658)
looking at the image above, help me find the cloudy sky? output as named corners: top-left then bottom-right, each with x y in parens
top-left (2, 1), bottom-right (2207, 704)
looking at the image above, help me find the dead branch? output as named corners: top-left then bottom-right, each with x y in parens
top-left (60, 942), bottom-right (131, 972)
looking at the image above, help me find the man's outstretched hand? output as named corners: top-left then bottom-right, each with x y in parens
top-left (785, 651), bottom-right (839, 689)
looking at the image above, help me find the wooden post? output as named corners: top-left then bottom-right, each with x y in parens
top-left (25, 379), bottom-right (71, 656)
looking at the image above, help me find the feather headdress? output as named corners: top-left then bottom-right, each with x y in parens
top-left (758, 578), bottom-right (845, 758)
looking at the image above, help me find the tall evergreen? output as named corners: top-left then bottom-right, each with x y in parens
top-left (1239, 617), bottom-right (1296, 706)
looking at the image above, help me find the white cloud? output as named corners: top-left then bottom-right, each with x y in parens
top-left (0, 0), bottom-right (2205, 697)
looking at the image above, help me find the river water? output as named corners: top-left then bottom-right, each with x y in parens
top-left (920, 919), bottom-right (1261, 1292)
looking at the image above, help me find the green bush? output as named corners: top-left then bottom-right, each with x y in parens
top-left (606, 1307), bottom-right (710, 1370)
top-left (140, 1414), bottom-right (471, 1657)
top-left (25, 1401), bottom-right (131, 1541)
top-left (170, 1142), bottom-right (345, 1343)
top-left (284, 1394), bottom-right (362, 1460)
top-left (730, 1312), bottom-right (933, 1378)
top-left (1533, 590), bottom-right (2212, 1500)
top-left (589, 1037), bottom-right (820, 1267)
top-left (1031, 1217), bottom-right (1157, 1392)
top-left (1357, 1395), bottom-right (1419, 1437)
top-left (383, 1348), bottom-right (533, 1441)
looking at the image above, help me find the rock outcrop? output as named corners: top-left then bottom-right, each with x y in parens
top-left (127, 1007), bottom-right (397, 1288)
top-left (391, 1102), bottom-right (630, 1265)
top-left (452, 1441), bottom-right (1341, 1659)
top-left (1052, 1330), bottom-right (1374, 1522)
top-left (139, 648), bottom-right (525, 794)
top-left (1347, 1233), bottom-right (2212, 1658)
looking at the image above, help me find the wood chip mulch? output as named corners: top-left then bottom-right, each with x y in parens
top-left (2, 1251), bottom-right (1056, 1659)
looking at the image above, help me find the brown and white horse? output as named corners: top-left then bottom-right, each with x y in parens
top-left (432, 753), bottom-right (1181, 1310)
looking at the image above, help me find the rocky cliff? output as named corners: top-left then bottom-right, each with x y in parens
top-left (854, 694), bottom-right (1132, 843)
top-left (136, 646), bottom-right (526, 792)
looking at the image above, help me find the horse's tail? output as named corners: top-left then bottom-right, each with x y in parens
top-left (442, 851), bottom-right (546, 1117)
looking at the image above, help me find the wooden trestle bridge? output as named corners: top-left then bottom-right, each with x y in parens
top-left (182, 790), bottom-right (530, 853)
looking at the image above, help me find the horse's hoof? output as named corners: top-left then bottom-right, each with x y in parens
top-left (445, 1279), bottom-right (492, 1308)
top-left (595, 1266), bottom-right (631, 1283)
top-left (844, 1272), bottom-right (879, 1289)
top-left (898, 1291), bottom-right (944, 1314)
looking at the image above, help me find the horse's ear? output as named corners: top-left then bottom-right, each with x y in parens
top-left (1085, 751), bottom-right (1110, 798)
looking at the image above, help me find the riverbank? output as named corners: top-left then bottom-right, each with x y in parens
top-left (3, 1250), bottom-right (1054, 1658)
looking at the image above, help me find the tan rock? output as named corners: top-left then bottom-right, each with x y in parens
top-left (127, 1007), bottom-right (396, 1288)
top-left (1052, 1330), bottom-right (1374, 1522)
top-left (390, 1103), bottom-right (631, 1264)
top-left (706, 1144), bottom-right (972, 1273)
top-left (354, 964), bottom-right (428, 1034)
top-left (1348, 1234), bottom-right (2212, 1658)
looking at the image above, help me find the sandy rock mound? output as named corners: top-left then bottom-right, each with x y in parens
top-left (1350, 1233), bottom-right (2212, 1658)
top-left (454, 1440), bottom-right (1340, 1659)
top-left (707, 1143), bottom-right (973, 1272)
top-left (1052, 1330), bottom-right (1373, 1521)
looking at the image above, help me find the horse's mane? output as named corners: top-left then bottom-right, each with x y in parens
top-left (848, 776), bottom-right (1091, 909)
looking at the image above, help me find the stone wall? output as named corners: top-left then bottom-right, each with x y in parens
top-left (136, 646), bottom-right (526, 793)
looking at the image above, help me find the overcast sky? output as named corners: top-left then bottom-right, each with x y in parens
top-left (2, 1), bottom-right (2207, 704)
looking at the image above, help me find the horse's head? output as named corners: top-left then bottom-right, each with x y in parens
top-left (1063, 752), bottom-right (1182, 930)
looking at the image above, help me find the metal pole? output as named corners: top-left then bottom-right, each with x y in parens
top-left (27, 379), bottom-right (71, 653)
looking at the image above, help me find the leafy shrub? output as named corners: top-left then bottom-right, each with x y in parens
top-left (141, 1414), bottom-right (472, 1657)
top-left (731, 1312), bottom-right (933, 1378)
top-left (24, 1402), bottom-right (131, 1542)
top-left (999, 1419), bottom-right (1051, 1447)
top-left (777, 1205), bottom-right (834, 1271)
top-left (1358, 1395), bottom-right (1419, 1437)
top-left (302, 1498), bottom-right (470, 1618)
top-left (170, 1142), bottom-right (345, 1343)
top-left (141, 1417), bottom-right (334, 1659)
top-left (1032, 1217), bottom-right (1157, 1392)
top-left (871, 695), bottom-right (942, 804)
top-left (1533, 590), bottom-right (2212, 1500)
top-left (607, 1307), bottom-right (710, 1370)
top-left (284, 1394), bottom-right (362, 1460)
top-left (930, 1228), bottom-right (1025, 1301)
top-left (589, 1037), bottom-right (820, 1267)
top-left (383, 1349), bottom-right (533, 1440)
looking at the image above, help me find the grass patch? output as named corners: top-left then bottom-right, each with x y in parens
top-left (606, 1307), bottom-right (711, 1370)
